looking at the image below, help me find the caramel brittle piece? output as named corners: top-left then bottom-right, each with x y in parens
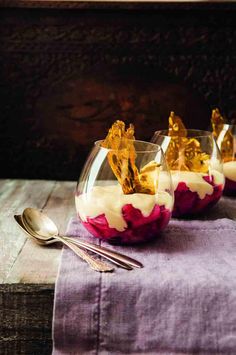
top-left (211, 108), bottom-right (225, 139)
top-left (166, 112), bottom-right (209, 172)
top-left (102, 121), bottom-right (160, 194)
top-left (166, 112), bottom-right (188, 171)
top-left (218, 129), bottom-right (234, 162)
top-left (101, 120), bottom-right (140, 194)
top-left (138, 161), bottom-right (161, 195)
top-left (211, 108), bottom-right (234, 162)
top-left (168, 111), bottom-right (187, 136)
top-left (184, 138), bottom-right (209, 173)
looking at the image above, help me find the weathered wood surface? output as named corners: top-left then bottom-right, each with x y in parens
top-left (0, 179), bottom-right (76, 354)
top-left (1, 179), bottom-right (76, 284)
top-left (0, 284), bottom-right (54, 355)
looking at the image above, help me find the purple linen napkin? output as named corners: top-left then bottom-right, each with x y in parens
top-left (52, 211), bottom-right (236, 354)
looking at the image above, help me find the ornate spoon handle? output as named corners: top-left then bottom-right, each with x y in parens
top-left (56, 235), bottom-right (114, 272)
top-left (66, 237), bottom-right (133, 270)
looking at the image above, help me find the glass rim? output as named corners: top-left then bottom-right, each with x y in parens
top-left (153, 128), bottom-right (213, 138)
top-left (94, 139), bottom-right (163, 154)
top-left (221, 123), bottom-right (236, 130)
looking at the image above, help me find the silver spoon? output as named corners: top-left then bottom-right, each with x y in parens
top-left (21, 208), bottom-right (142, 269)
top-left (14, 214), bottom-right (114, 272)
top-left (15, 214), bottom-right (131, 271)
top-left (15, 214), bottom-right (132, 271)
top-left (15, 214), bottom-right (134, 270)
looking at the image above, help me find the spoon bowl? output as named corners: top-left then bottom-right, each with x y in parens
top-left (22, 208), bottom-right (58, 240)
top-left (14, 215), bottom-right (56, 245)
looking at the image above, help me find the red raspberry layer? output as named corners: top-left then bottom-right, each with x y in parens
top-left (79, 203), bottom-right (171, 244)
top-left (173, 177), bottom-right (223, 218)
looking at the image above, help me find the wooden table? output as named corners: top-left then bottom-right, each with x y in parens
top-left (0, 179), bottom-right (76, 354)
top-left (1, 179), bottom-right (236, 354)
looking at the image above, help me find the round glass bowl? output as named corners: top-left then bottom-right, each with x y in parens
top-left (151, 129), bottom-right (225, 218)
top-left (75, 140), bottom-right (174, 244)
top-left (216, 124), bottom-right (236, 196)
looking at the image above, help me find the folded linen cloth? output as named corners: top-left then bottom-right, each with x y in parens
top-left (53, 208), bottom-right (236, 354)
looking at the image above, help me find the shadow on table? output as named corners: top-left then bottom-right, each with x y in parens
top-left (199, 196), bottom-right (236, 221)
top-left (168, 196), bottom-right (235, 222)
top-left (126, 196), bottom-right (235, 255)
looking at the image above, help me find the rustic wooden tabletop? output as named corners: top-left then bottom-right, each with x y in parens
top-left (0, 179), bottom-right (76, 354)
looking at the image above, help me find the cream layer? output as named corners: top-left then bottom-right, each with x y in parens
top-left (170, 170), bottom-right (224, 199)
top-left (75, 184), bottom-right (173, 232)
top-left (223, 161), bottom-right (236, 182)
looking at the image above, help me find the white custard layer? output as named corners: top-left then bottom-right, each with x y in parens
top-left (75, 185), bottom-right (173, 232)
top-left (170, 170), bottom-right (224, 199)
top-left (223, 161), bottom-right (236, 182)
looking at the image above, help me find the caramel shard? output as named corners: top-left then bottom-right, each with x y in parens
top-left (168, 111), bottom-right (187, 136)
top-left (138, 161), bottom-right (161, 195)
top-left (218, 128), bottom-right (234, 162)
top-left (166, 111), bottom-right (209, 173)
top-left (101, 121), bottom-right (159, 194)
top-left (101, 120), bottom-right (140, 194)
top-left (183, 138), bottom-right (209, 173)
top-left (166, 112), bottom-right (188, 171)
top-left (211, 108), bottom-right (234, 162)
top-left (211, 108), bottom-right (225, 139)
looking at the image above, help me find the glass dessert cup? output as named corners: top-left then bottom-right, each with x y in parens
top-left (216, 124), bottom-right (236, 196)
top-left (75, 140), bottom-right (174, 245)
top-left (151, 129), bottom-right (225, 218)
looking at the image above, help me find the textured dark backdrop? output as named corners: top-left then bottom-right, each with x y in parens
top-left (0, 2), bottom-right (236, 180)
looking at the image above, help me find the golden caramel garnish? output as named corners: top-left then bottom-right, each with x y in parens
top-left (218, 129), bottom-right (234, 162)
top-left (166, 112), bottom-right (188, 171)
top-left (211, 108), bottom-right (225, 139)
top-left (101, 120), bottom-right (140, 194)
top-left (168, 111), bottom-right (187, 136)
top-left (101, 120), bottom-right (158, 194)
top-left (138, 161), bottom-right (160, 195)
top-left (183, 138), bottom-right (209, 173)
top-left (166, 112), bottom-right (209, 173)
top-left (211, 108), bottom-right (234, 162)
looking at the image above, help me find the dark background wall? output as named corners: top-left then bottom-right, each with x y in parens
top-left (1, 1), bottom-right (236, 180)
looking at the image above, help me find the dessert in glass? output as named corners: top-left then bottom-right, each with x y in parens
top-left (151, 112), bottom-right (225, 218)
top-left (211, 108), bottom-right (236, 196)
top-left (75, 121), bottom-right (174, 244)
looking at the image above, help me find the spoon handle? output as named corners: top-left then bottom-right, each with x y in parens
top-left (66, 237), bottom-right (133, 270)
top-left (62, 236), bottom-right (143, 269)
top-left (55, 235), bottom-right (114, 272)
